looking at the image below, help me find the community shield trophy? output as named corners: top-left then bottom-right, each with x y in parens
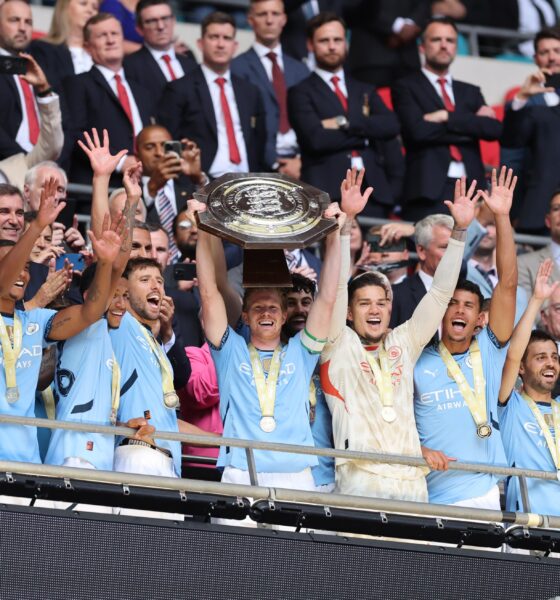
top-left (194, 173), bottom-right (337, 287)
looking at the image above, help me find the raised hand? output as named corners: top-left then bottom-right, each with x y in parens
top-left (340, 168), bottom-right (373, 219)
top-left (122, 160), bottom-right (143, 198)
top-left (158, 295), bottom-right (175, 343)
top-left (478, 167), bottom-right (517, 217)
top-left (533, 258), bottom-right (560, 301)
top-left (89, 212), bottom-right (126, 263)
top-left (379, 222), bottom-right (414, 247)
top-left (180, 138), bottom-right (203, 181)
top-left (36, 177), bottom-right (66, 229)
top-left (78, 128), bottom-right (128, 177)
top-left (444, 177), bottom-right (478, 229)
top-left (517, 70), bottom-right (554, 101)
top-left (19, 53), bottom-right (49, 92)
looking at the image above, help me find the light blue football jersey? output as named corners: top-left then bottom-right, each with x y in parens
top-left (499, 390), bottom-right (560, 516)
top-left (310, 372), bottom-right (335, 486)
top-left (414, 327), bottom-right (508, 504)
top-left (44, 319), bottom-right (115, 471)
top-left (0, 308), bottom-right (56, 463)
top-left (210, 326), bottom-right (319, 473)
top-left (110, 312), bottom-right (181, 475)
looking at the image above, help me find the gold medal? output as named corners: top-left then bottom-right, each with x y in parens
top-left (139, 326), bottom-right (177, 411)
top-left (0, 314), bottom-right (22, 403)
top-left (476, 423), bottom-right (492, 438)
top-left (249, 344), bottom-right (282, 432)
top-left (164, 391), bottom-right (179, 409)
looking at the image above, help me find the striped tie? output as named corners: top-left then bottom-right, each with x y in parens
top-left (156, 187), bottom-right (180, 263)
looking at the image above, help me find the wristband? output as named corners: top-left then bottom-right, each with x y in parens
top-left (36, 87), bottom-right (54, 97)
top-left (451, 227), bottom-right (467, 242)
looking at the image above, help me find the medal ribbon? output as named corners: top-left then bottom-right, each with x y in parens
top-left (140, 326), bottom-right (175, 402)
top-left (248, 344), bottom-right (282, 419)
top-left (365, 344), bottom-right (393, 409)
top-left (438, 339), bottom-right (487, 429)
top-left (0, 313), bottom-right (22, 392)
top-left (110, 353), bottom-right (121, 426)
top-left (522, 392), bottom-right (560, 468)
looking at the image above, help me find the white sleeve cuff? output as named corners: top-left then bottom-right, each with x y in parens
top-left (163, 331), bottom-right (176, 353)
top-left (36, 93), bottom-right (59, 105)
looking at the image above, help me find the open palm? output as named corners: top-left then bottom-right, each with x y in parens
top-left (534, 258), bottom-right (560, 301)
top-left (478, 167), bottom-right (517, 216)
top-left (89, 213), bottom-right (126, 262)
top-left (340, 168), bottom-right (373, 219)
top-left (444, 177), bottom-right (478, 229)
top-left (78, 128), bottom-right (128, 176)
top-left (37, 177), bottom-right (66, 228)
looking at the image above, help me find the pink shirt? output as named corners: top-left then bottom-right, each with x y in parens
top-left (179, 343), bottom-right (223, 466)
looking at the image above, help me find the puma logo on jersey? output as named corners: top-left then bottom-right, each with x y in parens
top-left (424, 368), bottom-right (438, 378)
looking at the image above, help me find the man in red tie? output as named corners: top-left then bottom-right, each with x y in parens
top-left (62, 12), bottom-right (155, 186)
top-left (158, 12), bottom-right (267, 179)
top-left (391, 17), bottom-right (502, 222)
top-left (231, 0), bottom-right (310, 179)
top-left (124, 0), bottom-right (197, 100)
top-left (0, 0), bottom-right (59, 161)
top-left (287, 12), bottom-right (401, 216)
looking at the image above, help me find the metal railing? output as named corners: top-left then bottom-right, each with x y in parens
top-left (1, 413), bottom-right (558, 528)
top-left (456, 24), bottom-right (535, 57)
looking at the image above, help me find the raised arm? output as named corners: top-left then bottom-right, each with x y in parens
top-left (498, 259), bottom-right (557, 404)
top-left (0, 178), bottom-right (64, 295)
top-left (77, 128), bottom-right (128, 238)
top-left (192, 200), bottom-right (229, 347)
top-left (407, 177), bottom-right (476, 350)
top-left (327, 168), bottom-right (373, 341)
top-left (304, 204), bottom-right (344, 343)
top-left (47, 214), bottom-right (125, 340)
top-left (478, 167), bottom-right (518, 344)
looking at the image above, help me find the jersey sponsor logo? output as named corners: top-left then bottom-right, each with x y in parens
top-left (25, 323), bottom-right (39, 335)
top-left (0, 344), bottom-right (42, 370)
top-left (523, 420), bottom-right (555, 445)
top-left (239, 360), bottom-right (296, 387)
top-left (419, 386), bottom-right (468, 412)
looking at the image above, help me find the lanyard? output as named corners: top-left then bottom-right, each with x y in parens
top-left (139, 325), bottom-right (178, 409)
top-left (309, 377), bottom-right (317, 423)
top-left (248, 343), bottom-right (281, 417)
top-left (522, 392), bottom-right (560, 468)
top-left (439, 339), bottom-right (490, 437)
top-left (109, 353), bottom-right (121, 426)
top-left (365, 344), bottom-right (395, 422)
top-left (0, 313), bottom-right (22, 403)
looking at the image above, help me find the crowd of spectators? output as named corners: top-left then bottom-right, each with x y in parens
top-left (0, 0), bottom-right (560, 531)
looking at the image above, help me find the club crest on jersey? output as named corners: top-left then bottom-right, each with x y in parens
top-left (465, 354), bottom-right (473, 369)
top-left (26, 323), bottom-right (39, 335)
top-left (387, 345), bottom-right (402, 360)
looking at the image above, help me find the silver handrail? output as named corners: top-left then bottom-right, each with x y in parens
top-left (0, 413), bottom-right (556, 482)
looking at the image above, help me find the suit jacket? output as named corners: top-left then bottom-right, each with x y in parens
top-left (502, 104), bottom-right (560, 232)
top-left (231, 47), bottom-right (309, 167)
top-left (124, 46), bottom-right (197, 101)
top-left (158, 66), bottom-right (267, 173)
top-left (346, 0), bottom-right (431, 85)
top-left (29, 40), bottom-right (75, 92)
top-left (287, 71), bottom-right (400, 209)
top-left (61, 67), bottom-right (155, 184)
top-left (389, 271), bottom-right (427, 329)
top-left (517, 245), bottom-right (559, 294)
top-left (391, 71), bottom-right (502, 205)
top-left (0, 74), bottom-right (28, 159)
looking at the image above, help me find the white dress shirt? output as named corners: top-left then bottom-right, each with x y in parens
top-left (417, 268), bottom-right (434, 291)
top-left (315, 66), bottom-right (347, 97)
top-left (421, 67), bottom-right (466, 179)
top-left (146, 44), bottom-right (185, 82)
top-left (252, 41), bottom-right (298, 157)
top-left (94, 65), bottom-right (143, 136)
top-left (68, 46), bottom-right (93, 74)
top-left (0, 48), bottom-right (58, 152)
top-left (201, 63), bottom-right (249, 178)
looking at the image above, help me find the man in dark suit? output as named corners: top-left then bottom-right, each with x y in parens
top-left (391, 17), bottom-right (502, 222)
top-left (390, 213), bottom-right (454, 328)
top-left (281, 0), bottom-right (345, 62)
top-left (232, 0), bottom-right (309, 177)
top-left (287, 12), bottom-right (401, 215)
top-left (124, 0), bottom-right (197, 100)
top-left (0, 0), bottom-right (59, 160)
top-left (62, 13), bottom-right (155, 184)
top-left (345, 0), bottom-right (431, 88)
top-left (501, 29), bottom-right (560, 234)
top-left (159, 12), bottom-right (268, 177)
